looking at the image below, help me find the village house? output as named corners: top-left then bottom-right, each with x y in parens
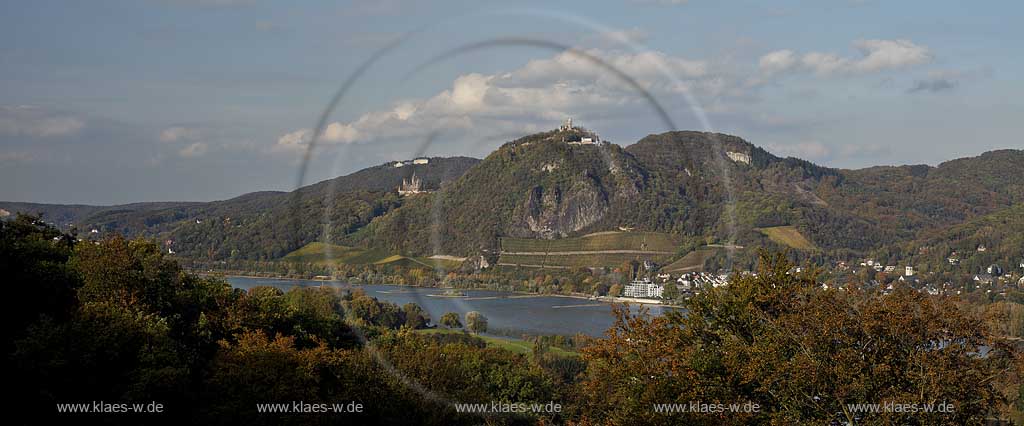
top-left (974, 274), bottom-right (995, 285)
top-left (987, 264), bottom-right (1004, 277)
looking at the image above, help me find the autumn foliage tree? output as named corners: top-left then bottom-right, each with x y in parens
top-left (574, 251), bottom-right (1022, 425)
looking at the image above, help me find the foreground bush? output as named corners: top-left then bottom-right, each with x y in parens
top-left (574, 252), bottom-right (1023, 425)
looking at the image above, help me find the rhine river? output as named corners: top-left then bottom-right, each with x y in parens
top-left (227, 276), bottom-right (674, 337)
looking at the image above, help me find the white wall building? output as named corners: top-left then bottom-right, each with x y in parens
top-left (726, 151), bottom-right (751, 164)
top-left (623, 278), bottom-right (663, 299)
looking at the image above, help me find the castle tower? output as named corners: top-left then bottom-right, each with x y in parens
top-left (398, 173), bottom-right (423, 196)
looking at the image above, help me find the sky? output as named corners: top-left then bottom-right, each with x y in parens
top-left (1, 0), bottom-right (1021, 204)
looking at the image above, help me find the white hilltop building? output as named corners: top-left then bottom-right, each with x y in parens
top-left (558, 117), bottom-right (600, 145)
top-left (393, 157), bottom-right (429, 167)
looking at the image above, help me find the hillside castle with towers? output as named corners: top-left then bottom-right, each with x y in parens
top-left (398, 173), bottom-right (427, 196)
top-left (558, 117), bottom-right (599, 145)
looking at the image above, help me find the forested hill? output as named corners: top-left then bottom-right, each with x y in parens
top-left (0, 156), bottom-right (480, 260)
top-left (2, 130), bottom-right (1022, 266)
top-left (354, 131), bottom-right (1024, 264)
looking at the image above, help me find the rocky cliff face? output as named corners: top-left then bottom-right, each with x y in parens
top-left (513, 178), bottom-right (609, 239)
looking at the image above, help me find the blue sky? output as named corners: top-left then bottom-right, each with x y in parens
top-left (1, 0), bottom-right (1021, 204)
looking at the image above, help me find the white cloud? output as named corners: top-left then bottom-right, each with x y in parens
top-left (271, 39), bottom-right (936, 156)
top-left (450, 73), bottom-right (491, 112)
top-left (178, 142), bottom-right (208, 158)
top-left (0, 106), bottom-right (85, 138)
top-left (323, 122), bottom-right (360, 143)
top-left (274, 121), bottom-right (361, 153)
top-left (273, 47), bottom-right (728, 154)
top-left (758, 49), bottom-right (797, 75)
top-left (800, 52), bottom-right (852, 76)
top-left (852, 39), bottom-right (932, 73)
top-left (276, 128), bottom-right (310, 150)
top-left (758, 39), bottom-right (932, 77)
top-left (159, 126), bottom-right (200, 143)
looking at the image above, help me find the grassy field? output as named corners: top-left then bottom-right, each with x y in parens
top-left (416, 328), bottom-right (577, 357)
top-left (282, 242), bottom-right (462, 269)
top-left (498, 231), bottom-right (679, 269)
top-left (501, 231), bottom-right (678, 253)
top-left (280, 242), bottom-right (368, 263)
top-left (661, 248), bottom-right (718, 273)
top-left (756, 226), bottom-right (817, 251)
top-left (499, 253), bottom-right (669, 269)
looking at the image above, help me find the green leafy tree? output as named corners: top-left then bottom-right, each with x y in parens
top-left (402, 303), bottom-right (430, 329)
top-left (1, 214), bottom-right (79, 352)
top-left (72, 235), bottom-right (182, 313)
top-left (465, 311), bottom-right (488, 334)
top-left (440, 311), bottom-right (462, 329)
top-left (660, 282), bottom-right (679, 301)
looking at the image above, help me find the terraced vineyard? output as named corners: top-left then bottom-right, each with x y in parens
top-left (755, 226), bottom-right (818, 251)
top-left (282, 242), bottom-right (462, 270)
top-left (661, 248), bottom-right (718, 273)
top-left (498, 231), bottom-right (679, 269)
top-left (501, 231), bottom-right (678, 253)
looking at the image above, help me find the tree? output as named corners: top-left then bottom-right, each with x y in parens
top-left (440, 312), bottom-right (462, 329)
top-left (661, 282), bottom-right (679, 301)
top-left (465, 311), bottom-right (488, 334)
top-left (1, 214), bottom-right (79, 353)
top-left (607, 283), bottom-right (623, 297)
top-left (402, 303), bottom-right (430, 329)
top-left (576, 250), bottom-right (1023, 425)
top-left (72, 236), bottom-right (182, 313)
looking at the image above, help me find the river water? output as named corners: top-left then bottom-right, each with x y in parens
top-left (226, 276), bottom-right (674, 337)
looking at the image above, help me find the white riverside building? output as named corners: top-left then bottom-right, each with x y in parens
top-left (623, 277), bottom-right (663, 299)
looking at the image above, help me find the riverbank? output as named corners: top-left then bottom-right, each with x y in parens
top-left (200, 271), bottom-right (685, 308)
top-left (225, 276), bottom-right (682, 337)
